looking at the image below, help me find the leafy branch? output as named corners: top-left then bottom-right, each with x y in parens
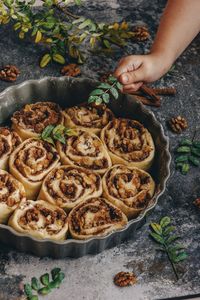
top-left (149, 216), bottom-right (187, 281)
top-left (24, 267), bottom-right (65, 299)
top-left (175, 138), bottom-right (200, 175)
top-left (0, 0), bottom-right (146, 67)
top-left (40, 124), bottom-right (77, 145)
top-left (88, 75), bottom-right (122, 105)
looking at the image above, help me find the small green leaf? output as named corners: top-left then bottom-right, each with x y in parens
top-left (49, 272), bottom-right (65, 289)
top-left (31, 277), bottom-right (40, 291)
top-left (102, 93), bottom-right (110, 103)
top-left (168, 244), bottom-right (185, 252)
top-left (29, 296), bottom-right (39, 300)
top-left (180, 139), bottom-right (192, 146)
top-left (24, 283), bottom-right (32, 297)
top-left (42, 137), bottom-right (55, 146)
top-left (107, 75), bottom-right (117, 83)
top-left (103, 39), bottom-right (111, 48)
top-left (97, 83), bottom-right (112, 89)
top-left (175, 155), bottom-right (188, 163)
top-left (116, 81), bottom-right (122, 90)
top-left (191, 147), bottom-right (200, 157)
top-left (149, 232), bottom-right (164, 244)
top-left (150, 223), bottom-right (162, 235)
top-left (176, 146), bottom-right (191, 153)
top-left (193, 141), bottom-right (200, 149)
top-left (88, 95), bottom-right (101, 103)
top-left (56, 272), bottom-right (65, 282)
top-left (95, 98), bottom-right (103, 105)
top-left (64, 128), bottom-right (78, 137)
top-left (181, 163), bottom-right (190, 175)
top-left (52, 124), bottom-right (65, 136)
top-left (89, 89), bottom-right (105, 96)
top-left (38, 286), bottom-right (51, 295)
top-left (41, 125), bottom-right (55, 139)
top-left (188, 155), bottom-right (200, 166)
top-left (78, 19), bottom-right (92, 29)
top-left (52, 53), bottom-right (65, 65)
top-left (40, 273), bottom-right (50, 286)
top-left (110, 87), bottom-right (118, 99)
top-left (166, 235), bottom-right (180, 245)
top-left (162, 226), bottom-right (175, 236)
top-left (173, 252), bottom-right (188, 263)
top-left (40, 53), bottom-right (51, 68)
top-left (74, 0), bottom-right (82, 5)
top-left (160, 216), bottom-right (171, 228)
top-left (53, 134), bottom-right (66, 144)
top-left (51, 268), bottom-right (61, 280)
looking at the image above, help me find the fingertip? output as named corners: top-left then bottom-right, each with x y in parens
top-left (120, 73), bottom-right (129, 84)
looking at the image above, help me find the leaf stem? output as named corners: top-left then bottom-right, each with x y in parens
top-left (165, 246), bottom-right (179, 281)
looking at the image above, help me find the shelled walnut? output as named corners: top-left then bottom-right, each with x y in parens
top-left (114, 271), bottom-right (137, 287)
top-left (168, 116), bottom-right (188, 133)
top-left (0, 65), bottom-right (20, 82)
top-left (133, 26), bottom-right (150, 41)
top-left (61, 64), bottom-right (81, 77)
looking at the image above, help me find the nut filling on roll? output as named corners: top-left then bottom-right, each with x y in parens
top-left (68, 197), bottom-right (128, 240)
top-left (0, 170), bottom-right (26, 223)
top-left (11, 102), bottom-right (64, 140)
top-left (63, 103), bottom-right (114, 134)
top-left (39, 165), bottom-right (102, 211)
top-left (9, 138), bottom-right (60, 199)
top-left (57, 130), bottom-right (112, 174)
top-left (103, 165), bottom-right (155, 219)
top-left (8, 200), bottom-right (68, 240)
top-left (0, 127), bottom-right (21, 170)
top-left (101, 118), bottom-right (155, 170)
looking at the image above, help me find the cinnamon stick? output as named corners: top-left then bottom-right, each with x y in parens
top-left (134, 95), bottom-right (161, 107)
top-left (140, 84), bottom-right (160, 103)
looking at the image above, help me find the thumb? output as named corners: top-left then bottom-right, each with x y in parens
top-left (119, 66), bottom-right (145, 85)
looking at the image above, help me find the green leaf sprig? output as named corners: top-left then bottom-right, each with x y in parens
top-left (88, 75), bottom-right (122, 105)
top-left (149, 216), bottom-right (187, 281)
top-left (175, 138), bottom-right (200, 175)
top-left (24, 268), bottom-right (65, 300)
top-left (40, 124), bottom-right (77, 145)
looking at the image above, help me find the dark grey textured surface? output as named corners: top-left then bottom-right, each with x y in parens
top-left (0, 0), bottom-right (200, 299)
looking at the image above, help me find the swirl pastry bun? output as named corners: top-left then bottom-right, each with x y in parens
top-left (0, 127), bottom-right (21, 170)
top-left (68, 197), bottom-right (128, 240)
top-left (101, 118), bottom-right (155, 170)
top-left (38, 165), bottom-right (102, 211)
top-left (103, 165), bottom-right (155, 219)
top-left (0, 170), bottom-right (26, 224)
top-left (63, 103), bottom-right (114, 135)
top-left (11, 101), bottom-right (64, 140)
top-left (57, 130), bottom-right (112, 175)
top-left (8, 200), bottom-right (68, 240)
top-left (9, 138), bottom-right (60, 199)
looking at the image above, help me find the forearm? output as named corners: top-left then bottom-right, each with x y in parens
top-left (151, 0), bottom-right (200, 65)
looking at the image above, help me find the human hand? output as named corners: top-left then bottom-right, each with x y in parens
top-left (114, 53), bottom-right (172, 93)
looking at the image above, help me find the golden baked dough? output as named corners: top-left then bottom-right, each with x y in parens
top-left (0, 170), bottom-right (26, 224)
top-left (57, 130), bottom-right (112, 175)
top-left (0, 127), bottom-right (21, 170)
top-left (103, 165), bottom-right (155, 219)
top-left (38, 165), bottom-right (102, 211)
top-left (63, 103), bottom-right (114, 135)
top-left (68, 197), bottom-right (128, 240)
top-left (8, 200), bottom-right (68, 240)
top-left (101, 118), bottom-right (155, 170)
top-left (9, 138), bottom-right (60, 200)
top-left (11, 102), bottom-right (64, 140)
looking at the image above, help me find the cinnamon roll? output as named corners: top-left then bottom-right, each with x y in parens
top-left (101, 118), bottom-right (155, 170)
top-left (8, 200), bottom-right (68, 240)
top-left (63, 103), bottom-right (114, 135)
top-left (11, 102), bottom-right (64, 140)
top-left (38, 165), bottom-right (102, 211)
top-left (0, 127), bottom-right (21, 170)
top-left (0, 170), bottom-right (26, 224)
top-left (9, 138), bottom-right (60, 199)
top-left (57, 130), bottom-right (112, 175)
top-left (103, 165), bottom-right (155, 219)
top-left (68, 197), bottom-right (128, 240)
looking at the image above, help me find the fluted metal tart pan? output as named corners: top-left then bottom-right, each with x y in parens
top-left (0, 77), bottom-right (171, 258)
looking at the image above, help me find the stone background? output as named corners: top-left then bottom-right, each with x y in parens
top-left (0, 0), bottom-right (200, 299)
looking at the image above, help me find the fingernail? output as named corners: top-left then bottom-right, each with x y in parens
top-left (122, 74), bottom-right (129, 83)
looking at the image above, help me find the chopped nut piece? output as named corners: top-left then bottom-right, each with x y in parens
top-left (133, 26), bottom-right (150, 41)
top-left (114, 271), bottom-right (137, 287)
top-left (193, 198), bottom-right (200, 208)
top-left (168, 116), bottom-right (188, 133)
top-left (61, 64), bottom-right (81, 77)
top-left (0, 65), bottom-right (20, 82)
